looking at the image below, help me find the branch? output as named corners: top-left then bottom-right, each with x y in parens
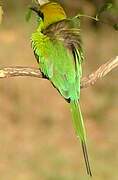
top-left (0, 56), bottom-right (118, 89)
top-left (81, 56), bottom-right (118, 88)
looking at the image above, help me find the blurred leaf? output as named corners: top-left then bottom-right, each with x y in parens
top-left (95, 2), bottom-right (118, 31)
top-left (96, 3), bottom-right (113, 19)
top-left (25, 0), bottom-right (39, 22)
top-left (0, 6), bottom-right (3, 24)
top-left (25, 8), bottom-right (32, 22)
top-left (113, 23), bottom-right (118, 31)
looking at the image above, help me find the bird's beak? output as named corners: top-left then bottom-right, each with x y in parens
top-left (38, 0), bottom-right (49, 6)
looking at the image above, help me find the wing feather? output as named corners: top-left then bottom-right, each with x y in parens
top-left (32, 17), bottom-right (84, 101)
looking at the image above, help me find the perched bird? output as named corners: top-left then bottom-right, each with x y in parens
top-left (31, 0), bottom-right (92, 176)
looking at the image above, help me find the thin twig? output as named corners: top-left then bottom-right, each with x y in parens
top-left (0, 56), bottom-right (117, 89)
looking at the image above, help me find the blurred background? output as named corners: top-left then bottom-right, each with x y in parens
top-left (0, 0), bottom-right (118, 179)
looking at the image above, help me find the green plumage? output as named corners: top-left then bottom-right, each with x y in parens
top-left (32, 31), bottom-right (80, 100)
top-left (31, 2), bottom-right (92, 176)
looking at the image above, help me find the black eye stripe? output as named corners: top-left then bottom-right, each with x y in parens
top-left (30, 7), bottom-right (44, 20)
top-left (38, 11), bottom-right (44, 20)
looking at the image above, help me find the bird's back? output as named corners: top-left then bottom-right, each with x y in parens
top-left (31, 2), bottom-right (84, 101)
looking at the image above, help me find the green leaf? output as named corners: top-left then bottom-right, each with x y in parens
top-left (99, 3), bottom-right (113, 13)
top-left (113, 24), bottom-right (118, 31)
top-left (0, 6), bottom-right (3, 24)
top-left (25, 0), bottom-right (39, 22)
top-left (25, 8), bottom-right (32, 22)
top-left (96, 3), bottom-right (113, 19)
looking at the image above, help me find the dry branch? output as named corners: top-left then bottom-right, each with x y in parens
top-left (81, 56), bottom-right (118, 88)
top-left (0, 56), bottom-right (118, 89)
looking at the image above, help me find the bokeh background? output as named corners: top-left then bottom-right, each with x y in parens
top-left (0, 0), bottom-right (118, 179)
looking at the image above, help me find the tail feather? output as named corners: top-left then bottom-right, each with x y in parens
top-left (81, 141), bottom-right (92, 177)
top-left (70, 100), bottom-right (92, 177)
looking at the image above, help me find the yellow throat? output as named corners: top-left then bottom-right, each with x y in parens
top-left (40, 2), bottom-right (67, 29)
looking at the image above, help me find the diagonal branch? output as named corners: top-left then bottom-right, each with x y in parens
top-left (80, 56), bottom-right (118, 88)
top-left (0, 56), bottom-right (118, 89)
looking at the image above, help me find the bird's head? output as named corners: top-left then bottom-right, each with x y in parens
top-left (30, 0), bottom-right (67, 30)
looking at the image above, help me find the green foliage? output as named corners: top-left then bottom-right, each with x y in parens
top-left (96, 2), bottom-right (118, 31)
top-left (25, 0), bottom-right (40, 22)
top-left (25, 8), bottom-right (32, 22)
top-left (0, 1), bottom-right (3, 24)
top-left (113, 23), bottom-right (118, 30)
top-left (96, 3), bottom-right (113, 19)
top-left (0, 5), bottom-right (3, 24)
top-left (75, 2), bottom-right (118, 31)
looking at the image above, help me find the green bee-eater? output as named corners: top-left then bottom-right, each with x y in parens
top-left (31, 0), bottom-right (92, 176)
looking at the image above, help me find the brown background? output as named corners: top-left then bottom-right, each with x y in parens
top-left (0, 0), bottom-right (118, 179)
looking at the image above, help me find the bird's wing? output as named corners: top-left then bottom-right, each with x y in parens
top-left (43, 17), bottom-right (84, 61)
top-left (32, 17), bottom-right (83, 100)
top-left (43, 17), bottom-right (84, 76)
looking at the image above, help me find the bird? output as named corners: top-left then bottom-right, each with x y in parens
top-left (30, 0), bottom-right (92, 176)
